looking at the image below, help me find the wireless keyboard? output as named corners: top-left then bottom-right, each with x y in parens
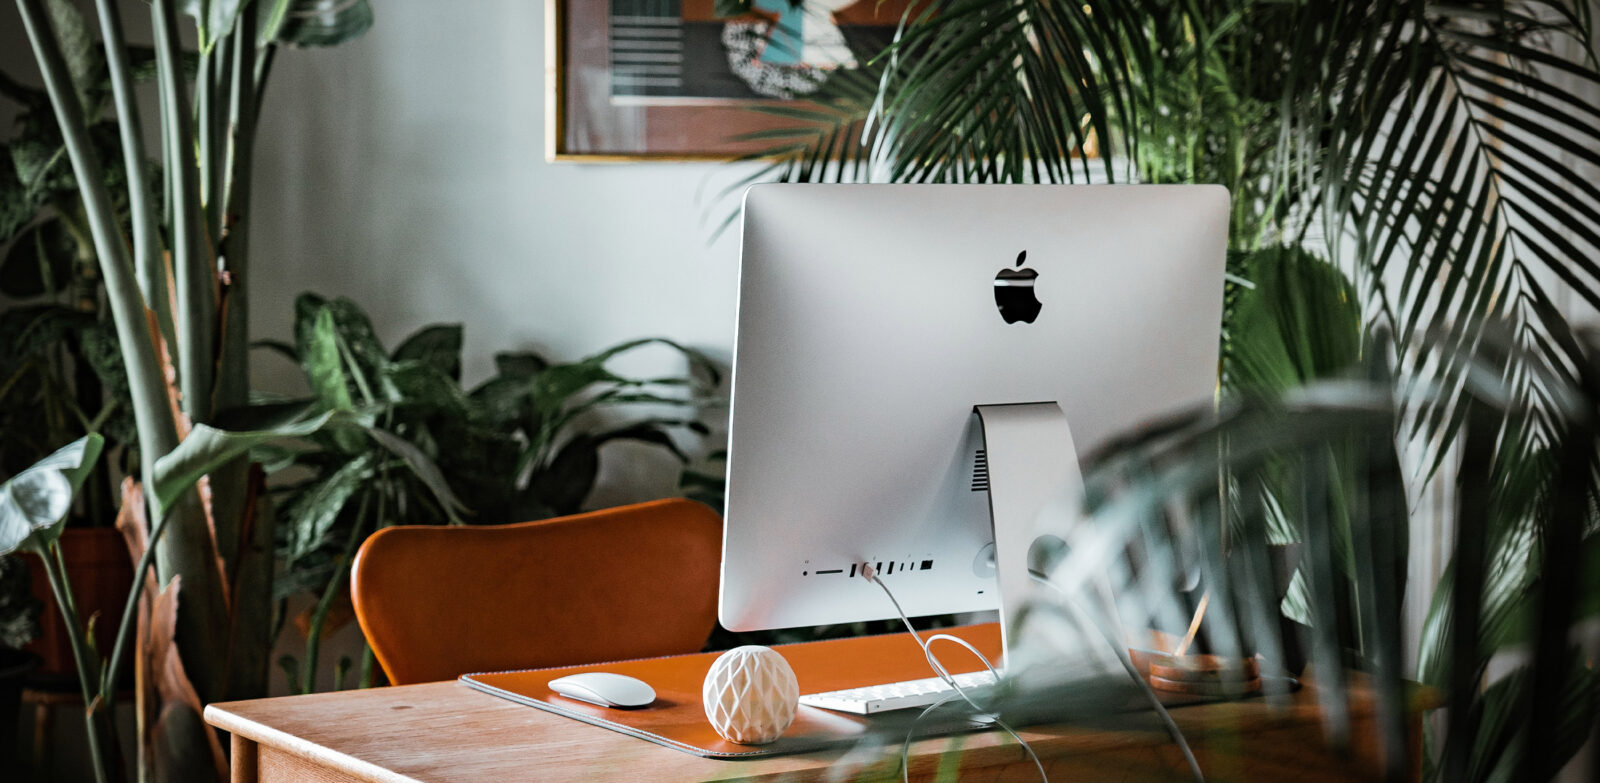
top-left (798, 670), bottom-right (999, 715)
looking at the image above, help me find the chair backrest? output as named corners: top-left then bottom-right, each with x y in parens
top-left (351, 498), bottom-right (723, 685)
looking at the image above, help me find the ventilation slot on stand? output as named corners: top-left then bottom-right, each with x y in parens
top-left (971, 449), bottom-right (990, 492)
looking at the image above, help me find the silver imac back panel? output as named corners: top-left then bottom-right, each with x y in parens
top-left (719, 184), bottom-right (1230, 632)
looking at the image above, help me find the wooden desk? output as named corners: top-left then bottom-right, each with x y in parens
top-left (206, 671), bottom-right (1420, 782)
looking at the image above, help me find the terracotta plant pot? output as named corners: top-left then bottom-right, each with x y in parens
top-left (22, 527), bottom-right (135, 681)
top-left (1146, 653), bottom-right (1262, 697)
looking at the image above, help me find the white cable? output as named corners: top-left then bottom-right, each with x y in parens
top-left (1029, 573), bottom-right (1204, 783)
top-left (862, 564), bottom-right (1049, 783)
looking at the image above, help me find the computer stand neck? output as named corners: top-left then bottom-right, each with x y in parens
top-left (972, 403), bottom-right (1083, 670)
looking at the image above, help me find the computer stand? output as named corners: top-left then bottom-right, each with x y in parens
top-left (972, 403), bottom-right (1083, 669)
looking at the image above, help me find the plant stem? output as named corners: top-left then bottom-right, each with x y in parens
top-left (92, 0), bottom-right (173, 349)
top-left (153, 0), bottom-right (215, 425)
top-left (38, 544), bottom-right (111, 783)
top-left (359, 642), bottom-right (377, 689)
top-left (100, 503), bottom-right (178, 701)
top-left (44, 544), bottom-right (99, 707)
top-left (196, 45), bottom-right (215, 244)
top-left (217, 10), bottom-right (257, 414)
top-left (14, 0), bottom-right (182, 500)
top-left (303, 492), bottom-right (371, 694)
top-left (254, 43), bottom-right (278, 115)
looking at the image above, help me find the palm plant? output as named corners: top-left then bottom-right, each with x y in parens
top-left (724, 0), bottom-right (1600, 779)
top-left (11, 0), bottom-right (371, 779)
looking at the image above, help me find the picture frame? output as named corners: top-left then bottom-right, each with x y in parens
top-left (546, 0), bottom-right (910, 161)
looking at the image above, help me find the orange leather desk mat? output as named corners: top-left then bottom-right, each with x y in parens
top-left (460, 623), bottom-right (1289, 760)
top-left (460, 624), bottom-right (1005, 759)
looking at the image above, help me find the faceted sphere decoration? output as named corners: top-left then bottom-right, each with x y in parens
top-left (702, 645), bottom-right (800, 744)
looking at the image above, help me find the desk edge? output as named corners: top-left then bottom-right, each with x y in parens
top-left (204, 703), bottom-right (425, 783)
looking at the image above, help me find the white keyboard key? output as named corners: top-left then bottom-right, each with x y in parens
top-left (798, 671), bottom-right (999, 714)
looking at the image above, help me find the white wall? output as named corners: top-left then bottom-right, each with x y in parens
top-left (248, 0), bottom-right (755, 505)
top-left (253, 1), bottom-right (747, 374)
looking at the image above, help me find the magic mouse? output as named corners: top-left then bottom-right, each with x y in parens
top-left (547, 672), bottom-right (656, 708)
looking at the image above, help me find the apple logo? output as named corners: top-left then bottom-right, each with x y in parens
top-left (994, 250), bottom-right (1042, 324)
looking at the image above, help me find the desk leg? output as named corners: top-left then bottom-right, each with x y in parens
top-left (231, 733), bottom-right (259, 783)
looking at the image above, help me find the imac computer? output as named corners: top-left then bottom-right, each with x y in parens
top-left (719, 184), bottom-right (1230, 697)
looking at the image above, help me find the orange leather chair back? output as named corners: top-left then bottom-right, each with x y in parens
top-left (351, 498), bottom-right (723, 685)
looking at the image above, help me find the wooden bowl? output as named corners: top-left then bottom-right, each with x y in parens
top-left (1148, 674), bottom-right (1262, 697)
top-left (1148, 654), bottom-right (1259, 683)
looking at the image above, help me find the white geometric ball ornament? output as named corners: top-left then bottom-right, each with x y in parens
top-left (702, 645), bottom-right (800, 745)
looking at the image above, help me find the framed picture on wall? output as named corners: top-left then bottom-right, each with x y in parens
top-left (547, 0), bottom-right (911, 161)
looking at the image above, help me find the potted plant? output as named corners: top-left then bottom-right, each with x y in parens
top-left (730, 0), bottom-right (1600, 778)
top-left (245, 293), bottom-right (719, 692)
top-left (1, 17), bottom-right (146, 681)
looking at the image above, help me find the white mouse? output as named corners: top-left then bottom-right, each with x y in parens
top-left (547, 672), bottom-right (656, 709)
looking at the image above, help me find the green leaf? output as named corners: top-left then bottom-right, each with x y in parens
top-left (9, 119), bottom-right (72, 197)
top-left (182, 0), bottom-right (247, 52)
top-left (467, 375), bottom-right (536, 427)
top-left (591, 420), bottom-right (699, 463)
top-left (528, 435), bottom-right (600, 517)
top-left (43, 0), bottom-right (101, 116)
top-left (0, 434), bottom-right (104, 554)
top-left (1459, 658), bottom-right (1599, 783)
top-left (151, 409), bottom-right (346, 516)
top-left (1224, 246), bottom-right (1364, 395)
top-left (299, 307), bottom-right (355, 411)
top-left (273, 0), bottom-right (374, 47)
top-left (124, 45), bottom-right (200, 84)
top-left (378, 360), bottom-right (470, 416)
top-left (359, 427), bottom-right (469, 522)
top-left (492, 351), bottom-right (549, 380)
top-left (77, 320), bottom-right (135, 446)
top-left (391, 324), bottom-right (463, 381)
top-left (0, 147), bottom-right (37, 244)
top-left (285, 454), bottom-right (373, 561)
top-left (256, 0), bottom-right (295, 45)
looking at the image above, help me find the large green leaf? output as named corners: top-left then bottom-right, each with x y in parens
top-left (360, 426), bottom-right (469, 522)
top-left (151, 409), bottom-right (346, 516)
top-left (391, 323), bottom-right (463, 381)
top-left (299, 307), bottom-right (355, 411)
top-left (0, 434), bottom-right (104, 554)
top-left (272, 0), bottom-right (373, 47)
top-left (284, 453), bottom-right (373, 561)
top-left (378, 360), bottom-right (471, 418)
top-left (1458, 658), bottom-right (1598, 783)
top-left (491, 350), bottom-right (549, 380)
top-left (527, 435), bottom-right (600, 517)
top-left (1224, 246), bottom-right (1364, 394)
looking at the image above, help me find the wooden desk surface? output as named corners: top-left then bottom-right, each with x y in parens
top-left (206, 672), bottom-right (1419, 782)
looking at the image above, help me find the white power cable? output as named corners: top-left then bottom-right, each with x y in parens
top-left (1028, 573), bottom-right (1204, 783)
top-left (861, 564), bottom-right (1049, 783)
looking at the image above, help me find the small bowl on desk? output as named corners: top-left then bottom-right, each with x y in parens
top-left (1147, 654), bottom-right (1261, 697)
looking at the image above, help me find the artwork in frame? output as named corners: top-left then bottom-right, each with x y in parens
top-left (547, 0), bottom-right (913, 161)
